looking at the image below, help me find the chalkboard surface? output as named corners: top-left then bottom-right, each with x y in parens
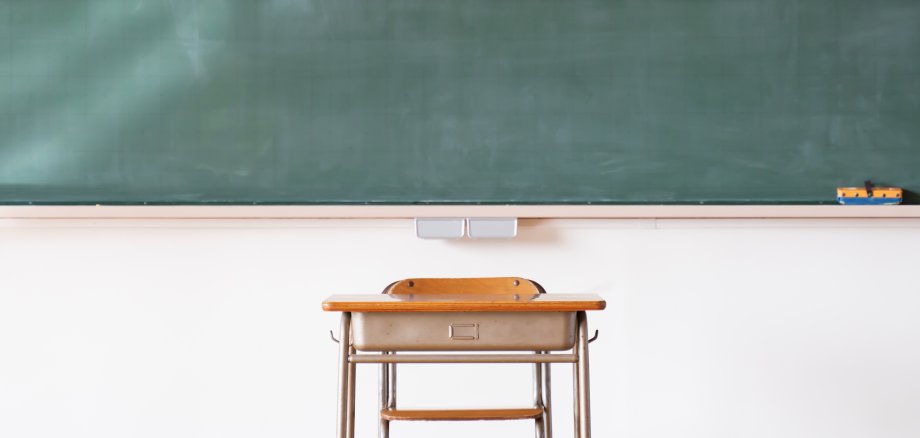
top-left (1, 0), bottom-right (918, 204)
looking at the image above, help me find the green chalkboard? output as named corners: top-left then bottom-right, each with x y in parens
top-left (1, 0), bottom-right (919, 204)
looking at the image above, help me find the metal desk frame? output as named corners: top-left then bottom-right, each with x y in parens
top-left (333, 310), bottom-right (595, 438)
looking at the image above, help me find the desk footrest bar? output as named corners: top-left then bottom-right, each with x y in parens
top-left (350, 353), bottom-right (577, 364)
top-left (381, 408), bottom-right (544, 421)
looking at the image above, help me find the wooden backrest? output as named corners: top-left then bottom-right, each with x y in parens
top-left (384, 277), bottom-right (545, 295)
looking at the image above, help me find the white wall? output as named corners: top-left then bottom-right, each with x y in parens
top-left (1, 218), bottom-right (918, 438)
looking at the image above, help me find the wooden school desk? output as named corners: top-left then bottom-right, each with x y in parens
top-left (323, 278), bottom-right (606, 438)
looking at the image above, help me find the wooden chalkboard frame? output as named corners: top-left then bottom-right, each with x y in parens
top-left (3, 1), bottom-right (919, 207)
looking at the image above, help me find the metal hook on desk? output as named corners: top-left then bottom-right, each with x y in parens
top-left (330, 330), bottom-right (340, 344)
top-left (588, 330), bottom-right (599, 343)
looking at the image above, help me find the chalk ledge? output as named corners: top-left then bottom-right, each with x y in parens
top-left (2, 205), bottom-right (920, 219)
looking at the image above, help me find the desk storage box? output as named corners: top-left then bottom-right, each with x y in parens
top-left (352, 311), bottom-right (576, 351)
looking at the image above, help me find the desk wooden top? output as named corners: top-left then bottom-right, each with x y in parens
top-left (322, 294), bottom-right (606, 313)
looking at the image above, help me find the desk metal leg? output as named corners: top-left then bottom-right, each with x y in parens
top-left (379, 352), bottom-right (391, 438)
top-left (576, 311), bottom-right (592, 438)
top-left (533, 355), bottom-right (545, 438)
top-left (388, 358), bottom-right (397, 410)
top-left (378, 351), bottom-right (396, 438)
top-left (543, 358), bottom-right (553, 438)
top-left (348, 345), bottom-right (357, 438)
top-left (573, 346), bottom-right (581, 438)
top-left (336, 313), bottom-right (353, 438)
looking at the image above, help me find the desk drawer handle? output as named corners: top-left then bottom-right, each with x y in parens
top-left (449, 323), bottom-right (479, 341)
